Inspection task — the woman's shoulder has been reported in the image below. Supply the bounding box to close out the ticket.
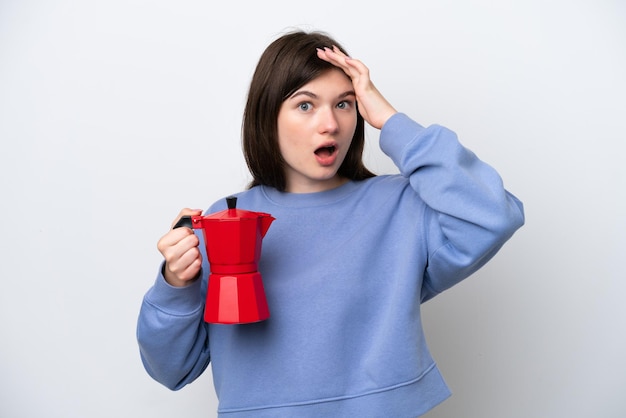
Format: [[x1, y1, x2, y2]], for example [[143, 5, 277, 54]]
[[358, 173, 409, 191], [350, 174, 420, 206]]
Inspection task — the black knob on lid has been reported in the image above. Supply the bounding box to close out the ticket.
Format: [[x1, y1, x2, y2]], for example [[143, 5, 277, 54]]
[[226, 196, 237, 209]]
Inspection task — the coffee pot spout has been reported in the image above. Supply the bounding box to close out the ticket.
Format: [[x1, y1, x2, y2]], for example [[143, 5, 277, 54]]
[[260, 214, 275, 238]]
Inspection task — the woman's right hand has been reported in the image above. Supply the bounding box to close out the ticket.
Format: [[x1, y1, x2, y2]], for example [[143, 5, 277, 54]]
[[157, 208, 204, 287]]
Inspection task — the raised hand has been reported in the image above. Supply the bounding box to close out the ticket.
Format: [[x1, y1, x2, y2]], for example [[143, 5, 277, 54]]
[[316, 46, 397, 130]]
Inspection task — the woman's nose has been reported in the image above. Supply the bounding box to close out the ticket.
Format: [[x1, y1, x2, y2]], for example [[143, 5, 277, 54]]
[[318, 107, 339, 134]]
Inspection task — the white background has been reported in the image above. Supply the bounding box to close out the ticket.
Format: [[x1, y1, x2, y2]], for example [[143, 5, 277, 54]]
[[1, 1, 625, 417]]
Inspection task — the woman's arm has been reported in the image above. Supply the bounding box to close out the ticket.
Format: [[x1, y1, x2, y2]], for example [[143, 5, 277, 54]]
[[137, 210, 211, 390], [380, 114, 525, 301], [320, 47, 524, 300], [137, 267, 211, 390]]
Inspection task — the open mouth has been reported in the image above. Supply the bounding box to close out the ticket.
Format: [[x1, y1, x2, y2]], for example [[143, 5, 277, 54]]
[[314, 145, 337, 157]]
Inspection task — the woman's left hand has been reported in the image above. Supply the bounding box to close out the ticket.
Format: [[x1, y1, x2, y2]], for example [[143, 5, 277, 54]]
[[317, 46, 397, 130]]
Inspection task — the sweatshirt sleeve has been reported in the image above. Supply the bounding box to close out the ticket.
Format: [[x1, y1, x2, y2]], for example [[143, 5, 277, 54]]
[[136, 265, 211, 390], [379, 113, 525, 302]]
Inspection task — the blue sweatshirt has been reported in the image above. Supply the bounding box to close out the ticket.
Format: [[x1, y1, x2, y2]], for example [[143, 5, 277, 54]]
[[137, 113, 525, 417]]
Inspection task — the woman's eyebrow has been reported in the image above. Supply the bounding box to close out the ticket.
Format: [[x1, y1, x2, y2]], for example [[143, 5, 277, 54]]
[[338, 90, 356, 99], [288, 90, 356, 100], [288, 90, 317, 100]]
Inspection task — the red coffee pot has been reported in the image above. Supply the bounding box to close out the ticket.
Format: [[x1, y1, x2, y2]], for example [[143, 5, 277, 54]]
[[175, 196, 275, 324]]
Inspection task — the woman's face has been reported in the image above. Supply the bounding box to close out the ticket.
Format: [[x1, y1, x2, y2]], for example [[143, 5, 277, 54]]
[[277, 69, 357, 193]]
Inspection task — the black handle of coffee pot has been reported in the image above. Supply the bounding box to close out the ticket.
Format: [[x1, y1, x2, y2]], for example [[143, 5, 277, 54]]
[[172, 215, 193, 230]]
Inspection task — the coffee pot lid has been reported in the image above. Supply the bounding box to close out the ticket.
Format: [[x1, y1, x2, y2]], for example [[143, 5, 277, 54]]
[[204, 196, 271, 220]]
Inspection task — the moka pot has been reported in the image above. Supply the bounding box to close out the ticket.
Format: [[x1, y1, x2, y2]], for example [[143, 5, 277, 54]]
[[175, 196, 274, 324]]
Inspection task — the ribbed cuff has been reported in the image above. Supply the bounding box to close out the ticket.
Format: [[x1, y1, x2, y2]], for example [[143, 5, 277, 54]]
[[379, 112, 425, 167]]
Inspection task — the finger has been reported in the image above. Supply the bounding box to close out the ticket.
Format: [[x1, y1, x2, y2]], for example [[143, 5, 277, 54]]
[[172, 232, 200, 257], [179, 258, 202, 281], [316, 47, 334, 64], [332, 49, 371, 81], [157, 227, 199, 256], [174, 246, 202, 277], [317, 47, 350, 72], [158, 227, 190, 248], [161, 234, 200, 277], [323, 47, 370, 83], [166, 247, 202, 282]]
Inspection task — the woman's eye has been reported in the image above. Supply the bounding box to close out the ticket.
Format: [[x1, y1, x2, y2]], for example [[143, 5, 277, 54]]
[[337, 100, 351, 110], [298, 102, 311, 111]]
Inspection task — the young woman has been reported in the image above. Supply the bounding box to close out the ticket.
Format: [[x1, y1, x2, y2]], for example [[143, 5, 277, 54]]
[[137, 30, 525, 417]]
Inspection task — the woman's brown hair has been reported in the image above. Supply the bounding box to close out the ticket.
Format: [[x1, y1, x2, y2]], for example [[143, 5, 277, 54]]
[[242, 30, 375, 191]]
